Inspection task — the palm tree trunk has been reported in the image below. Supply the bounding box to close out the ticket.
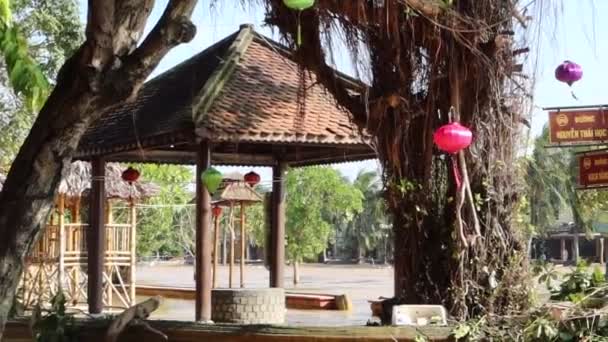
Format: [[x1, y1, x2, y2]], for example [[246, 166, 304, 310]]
[[293, 260, 300, 286]]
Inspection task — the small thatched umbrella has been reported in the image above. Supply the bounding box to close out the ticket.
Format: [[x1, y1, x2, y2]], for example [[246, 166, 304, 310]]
[[212, 178, 263, 289]]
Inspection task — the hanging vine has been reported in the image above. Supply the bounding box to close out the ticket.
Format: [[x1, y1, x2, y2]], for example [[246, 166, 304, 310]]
[[253, 0, 536, 320]]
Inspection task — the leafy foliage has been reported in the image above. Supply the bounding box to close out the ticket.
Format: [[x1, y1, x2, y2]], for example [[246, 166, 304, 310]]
[[0, 0, 82, 171], [0, 0, 49, 112], [527, 126, 608, 236], [345, 169, 391, 261], [30, 292, 75, 342], [285, 167, 363, 263], [550, 261, 606, 303], [135, 164, 193, 257]]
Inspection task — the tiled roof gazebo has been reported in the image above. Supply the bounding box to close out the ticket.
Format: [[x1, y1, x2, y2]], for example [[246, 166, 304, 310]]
[[75, 24, 374, 322]]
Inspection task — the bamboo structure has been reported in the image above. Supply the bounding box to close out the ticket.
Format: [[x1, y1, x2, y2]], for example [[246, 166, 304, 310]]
[[17, 162, 159, 312], [212, 211, 220, 288]]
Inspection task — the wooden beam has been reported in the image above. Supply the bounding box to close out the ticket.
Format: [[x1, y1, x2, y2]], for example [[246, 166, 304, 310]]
[[195, 141, 213, 322], [270, 162, 287, 288], [88, 157, 106, 314]]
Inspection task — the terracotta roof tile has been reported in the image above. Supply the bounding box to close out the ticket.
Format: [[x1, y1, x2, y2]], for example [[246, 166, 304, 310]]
[[77, 27, 368, 158]]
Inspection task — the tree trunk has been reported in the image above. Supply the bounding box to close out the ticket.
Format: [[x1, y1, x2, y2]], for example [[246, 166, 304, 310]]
[[0, 1, 197, 337], [293, 260, 299, 286]]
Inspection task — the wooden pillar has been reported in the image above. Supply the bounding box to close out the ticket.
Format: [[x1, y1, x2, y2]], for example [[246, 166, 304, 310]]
[[129, 201, 137, 305], [240, 202, 246, 288], [270, 162, 286, 288], [195, 141, 212, 322], [58, 194, 65, 292], [212, 210, 219, 289], [560, 238, 566, 261], [88, 157, 105, 314]]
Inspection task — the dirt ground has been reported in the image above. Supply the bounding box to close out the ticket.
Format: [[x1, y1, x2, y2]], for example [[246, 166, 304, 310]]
[[137, 263, 393, 326]]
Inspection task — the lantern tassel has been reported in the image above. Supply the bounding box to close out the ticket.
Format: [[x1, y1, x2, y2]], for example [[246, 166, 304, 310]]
[[570, 89, 579, 101], [451, 155, 462, 190]]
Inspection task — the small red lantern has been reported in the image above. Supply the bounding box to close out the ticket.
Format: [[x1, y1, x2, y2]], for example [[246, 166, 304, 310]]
[[212, 206, 223, 217], [121, 167, 140, 184], [433, 122, 473, 154], [244, 171, 261, 187]]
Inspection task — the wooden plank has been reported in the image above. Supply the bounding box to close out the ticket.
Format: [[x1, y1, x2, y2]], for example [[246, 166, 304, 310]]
[[4, 319, 453, 342]]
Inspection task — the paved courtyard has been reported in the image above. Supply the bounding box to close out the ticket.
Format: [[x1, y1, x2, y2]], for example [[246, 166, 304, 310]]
[[137, 263, 393, 326]]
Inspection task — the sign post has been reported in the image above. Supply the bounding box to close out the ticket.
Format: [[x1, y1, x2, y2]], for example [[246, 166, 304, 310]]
[[548, 107, 608, 145]]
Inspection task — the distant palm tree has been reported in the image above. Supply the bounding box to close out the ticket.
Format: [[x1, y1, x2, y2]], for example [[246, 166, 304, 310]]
[[348, 170, 392, 263]]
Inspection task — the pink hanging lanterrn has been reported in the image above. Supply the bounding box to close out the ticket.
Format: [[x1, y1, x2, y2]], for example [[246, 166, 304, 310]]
[[433, 122, 473, 154], [434, 122, 473, 189], [555, 60, 583, 86]]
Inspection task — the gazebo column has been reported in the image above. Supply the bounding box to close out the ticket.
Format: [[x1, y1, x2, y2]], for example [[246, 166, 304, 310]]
[[270, 162, 286, 288], [195, 141, 213, 322], [560, 238, 566, 261], [599, 237, 605, 264], [88, 157, 105, 314]]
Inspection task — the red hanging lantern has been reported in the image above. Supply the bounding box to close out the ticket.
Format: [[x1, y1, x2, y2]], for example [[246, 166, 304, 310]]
[[433, 122, 473, 190], [121, 167, 140, 184], [433, 122, 473, 154], [212, 206, 223, 217], [244, 171, 261, 187]]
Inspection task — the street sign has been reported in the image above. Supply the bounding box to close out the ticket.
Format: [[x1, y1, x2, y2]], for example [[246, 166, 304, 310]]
[[578, 151, 608, 188], [548, 107, 608, 145]]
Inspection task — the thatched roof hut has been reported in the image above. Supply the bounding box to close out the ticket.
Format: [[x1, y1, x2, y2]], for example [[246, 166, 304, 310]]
[[59, 161, 160, 201]]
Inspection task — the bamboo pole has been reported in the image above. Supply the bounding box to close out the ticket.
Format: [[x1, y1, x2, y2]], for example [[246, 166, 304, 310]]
[[58, 195, 65, 293], [106, 200, 113, 309], [212, 211, 219, 288], [240, 202, 246, 288], [129, 200, 137, 305], [229, 202, 235, 289]]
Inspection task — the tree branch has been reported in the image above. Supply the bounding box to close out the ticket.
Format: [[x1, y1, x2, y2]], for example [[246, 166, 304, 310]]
[[84, 0, 115, 70], [112, 0, 155, 57], [119, 0, 197, 84]]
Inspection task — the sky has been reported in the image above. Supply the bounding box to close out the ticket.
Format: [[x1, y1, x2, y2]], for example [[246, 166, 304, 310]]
[[76, 1, 605, 184]]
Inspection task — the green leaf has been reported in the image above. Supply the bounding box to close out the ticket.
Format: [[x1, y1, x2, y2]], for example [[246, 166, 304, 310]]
[[0, 0, 11, 26]]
